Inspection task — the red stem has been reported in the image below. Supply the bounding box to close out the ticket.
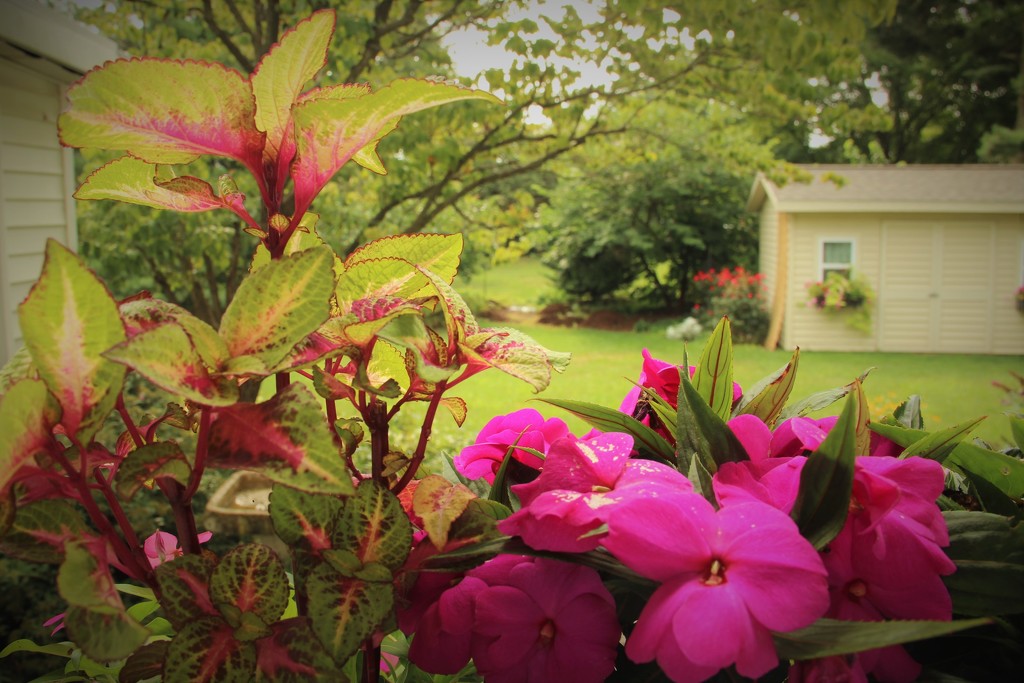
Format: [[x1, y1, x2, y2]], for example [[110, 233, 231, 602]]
[[116, 393, 145, 449], [391, 380, 447, 495]]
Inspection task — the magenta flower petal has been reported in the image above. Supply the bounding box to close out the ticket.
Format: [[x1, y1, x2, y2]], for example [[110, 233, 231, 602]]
[[728, 414, 772, 461]]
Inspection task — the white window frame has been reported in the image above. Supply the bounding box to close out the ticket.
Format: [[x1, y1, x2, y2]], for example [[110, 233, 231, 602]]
[[819, 238, 856, 280]]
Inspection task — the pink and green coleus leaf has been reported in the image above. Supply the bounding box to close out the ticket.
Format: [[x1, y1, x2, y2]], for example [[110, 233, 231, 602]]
[[59, 58, 265, 174], [58, 541, 149, 662], [113, 441, 191, 500], [18, 239, 126, 443], [119, 296, 226, 369], [250, 9, 335, 201], [334, 257, 432, 318], [268, 485, 342, 551], [219, 246, 334, 371], [155, 553, 219, 629], [164, 616, 256, 683], [459, 326, 571, 392], [412, 475, 477, 550], [74, 156, 257, 229], [0, 379, 59, 499], [307, 560, 394, 665], [210, 544, 290, 627], [290, 78, 501, 220], [332, 480, 411, 572], [376, 314, 459, 385], [344, 233, 464, 292], [104, 323, 239, 407], [0, 499, 89, 564], [255, 618, 335, 682], [206, 382, 355, 495]]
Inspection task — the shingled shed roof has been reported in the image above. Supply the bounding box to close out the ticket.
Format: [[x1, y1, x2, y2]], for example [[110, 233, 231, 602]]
[[747, 164, 1024, 214]]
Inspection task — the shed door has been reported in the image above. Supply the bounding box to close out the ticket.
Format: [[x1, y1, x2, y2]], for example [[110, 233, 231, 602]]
[[880, 221, 994, 353]]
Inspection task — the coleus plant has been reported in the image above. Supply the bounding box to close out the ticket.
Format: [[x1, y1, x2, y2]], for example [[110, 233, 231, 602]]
[[1, 8, 1022, 683]]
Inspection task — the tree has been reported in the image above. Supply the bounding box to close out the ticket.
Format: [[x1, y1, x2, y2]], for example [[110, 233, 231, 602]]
[[541, 101, 775, 310]]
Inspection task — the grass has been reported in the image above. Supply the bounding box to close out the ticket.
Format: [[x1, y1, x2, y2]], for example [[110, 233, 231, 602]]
[[438, 323, 1021, 452], [458, 257, 556, 308]]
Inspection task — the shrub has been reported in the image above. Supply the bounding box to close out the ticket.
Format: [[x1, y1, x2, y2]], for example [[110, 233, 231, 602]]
[[690, 266, 768, 343]]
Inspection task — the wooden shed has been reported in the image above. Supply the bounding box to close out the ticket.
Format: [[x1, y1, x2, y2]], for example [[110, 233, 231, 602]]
[[748, 164, 1024, 354], [0, 0, 118, 365]]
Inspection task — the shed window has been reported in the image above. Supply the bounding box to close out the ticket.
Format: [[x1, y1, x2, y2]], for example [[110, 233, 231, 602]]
[[822, 240, 853, 279]]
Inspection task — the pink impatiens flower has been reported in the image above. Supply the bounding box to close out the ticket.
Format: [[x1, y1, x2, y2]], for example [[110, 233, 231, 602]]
[[403, 555, 620, 683], [453, 408, 570, 483], [499, 432, 692, 552], [619, 349, 743, 418], [143, 530, 213, 567], [603, 493, 829, 683]]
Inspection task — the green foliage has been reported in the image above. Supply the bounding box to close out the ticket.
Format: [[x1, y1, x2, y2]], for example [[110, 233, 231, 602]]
[[806, 271, 875, 334]]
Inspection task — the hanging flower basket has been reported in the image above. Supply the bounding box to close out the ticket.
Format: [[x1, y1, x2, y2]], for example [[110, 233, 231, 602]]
[[806, 271, 874, 333]]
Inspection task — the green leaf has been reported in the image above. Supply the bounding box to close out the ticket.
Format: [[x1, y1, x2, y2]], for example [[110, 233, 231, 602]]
[[942, 511, 1024, 616], [75, 156, 233, 213], [211, 544, 290, 626], [291, 78, 501, 216], [1011, 415, 1024, 451], [675, 367, 749, 476], [119, 641, 169, 683], [779, 385, 854, 421], [0, 379, 59, 499], [959, 467, 1022, 518], [332, 480, 411, 572], [206, 382, 355, 495], [412, 475, 477, 550], [105, 323, 239, 406], [0, 345, 36, 396], [892, 395, 925, 429], [0, 639, 76, 659], [346, 233, 464, 291], [154, 553, 218, 629], [164, 616, 255, 683], [947, 443, 1024, 500], [119, 296, 227, 368], [59, 58, 264, 169], [269, 485, 342, 549], [254, 618, 337, 682], [773, 617, 990, 660], [790, 382, 861, 550], [0, 499, 88, 563], [734, 348, 800, 426], [58, 542, 149, 662], [307, 563, 394, 665], [539, 398, 675, 462], [18, 239, 126, 442], [461, 326, 572, 393], [692, 316, 735, 421], [114, 441, 191, 500], [219, 246, 334, 371], [898, 417, 987, 462], [251, 10, 334, 164]]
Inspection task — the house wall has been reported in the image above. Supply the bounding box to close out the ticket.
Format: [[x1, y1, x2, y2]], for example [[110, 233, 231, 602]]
[[758, 199, 779, 303], [780, 211, 1024, 354], [783, 213, 881, 352], [0, 57, 77, 364]]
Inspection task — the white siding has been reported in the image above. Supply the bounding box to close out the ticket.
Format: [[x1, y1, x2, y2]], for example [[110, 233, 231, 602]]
[[0, 57, 77, 363]]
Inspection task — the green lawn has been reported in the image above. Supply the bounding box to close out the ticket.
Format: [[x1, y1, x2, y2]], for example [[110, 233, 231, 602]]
[[435, 322, 1022, 453], [458, 256, 556, 308]]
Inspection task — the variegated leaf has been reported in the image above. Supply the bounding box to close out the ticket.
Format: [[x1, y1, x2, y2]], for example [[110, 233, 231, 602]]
[[114, 441, 191, 500], [412, 475, 477, 550], [269, 485, 342, 550], [59, 58, 264, 172], [76, 156, 234, 213], [18, 240, 126, 442], [164, 616, 256, 683], [332, 480, 411, 571], [210, 544, 290, 626], [0, 379, 59, 498], [346, 233, 464, 290], [155, 553, 219, 629], [307, 562, 393, 665], [206, 382, 354, 495]]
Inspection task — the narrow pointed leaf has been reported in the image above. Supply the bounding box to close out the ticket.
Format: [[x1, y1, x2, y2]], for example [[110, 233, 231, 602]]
[[332, 480, 411, 572], [790, 383, 861, 549], [206, 382, 355, 495], [675, 368, 749, 475], [413, 475, 477, 550], [105, 323, 239, 406], [165, 616, 255, 683], [269, 485, 342, 550], [773, 617, 989, 660], [692, 317, 735, 421], [291, 78, 500, 216], [735, 348, 800, 426], [114, 441, 191, 499], [898, 417, 987, 462], [220, 246, 334, 370], [59, 58, 264, 171], [942, 511, 1024, 616], [0, 379, 59, 498], [18, 239, 126, 442], [779, 386, 854, 421], [211, 544, 290, 625], [539, 397, 675, 462]]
